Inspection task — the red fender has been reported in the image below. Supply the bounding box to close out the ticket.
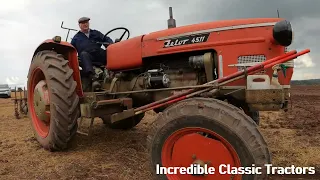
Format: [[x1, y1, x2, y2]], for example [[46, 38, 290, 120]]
[[32, 39, 84, 97]]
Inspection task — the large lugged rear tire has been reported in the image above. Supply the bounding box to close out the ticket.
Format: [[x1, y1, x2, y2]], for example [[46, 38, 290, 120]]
[[27, 50, 80, 151], [147, 98, 271, 180]]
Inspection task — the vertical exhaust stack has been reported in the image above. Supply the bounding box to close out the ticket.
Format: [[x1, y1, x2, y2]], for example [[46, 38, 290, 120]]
[[167, 7, 176, 29]]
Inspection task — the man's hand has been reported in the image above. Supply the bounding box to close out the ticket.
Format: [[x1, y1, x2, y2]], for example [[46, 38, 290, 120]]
[[102, 42, 111, 48]]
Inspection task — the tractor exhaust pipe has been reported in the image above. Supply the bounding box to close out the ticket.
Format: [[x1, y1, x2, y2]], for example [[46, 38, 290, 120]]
[[167, 7, 176, 28]]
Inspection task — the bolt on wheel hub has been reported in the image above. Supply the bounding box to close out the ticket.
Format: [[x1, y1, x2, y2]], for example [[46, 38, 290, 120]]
[[33, 80, 50, 124], [192, 159, 206, 176]]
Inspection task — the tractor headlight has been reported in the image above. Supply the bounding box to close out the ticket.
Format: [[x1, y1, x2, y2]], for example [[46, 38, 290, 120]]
[[273, 20, 293, 47], [53, 36, 62, 43]]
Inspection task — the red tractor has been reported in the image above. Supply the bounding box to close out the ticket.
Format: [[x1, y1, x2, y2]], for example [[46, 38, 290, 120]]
[[27, 9, 309, 180]]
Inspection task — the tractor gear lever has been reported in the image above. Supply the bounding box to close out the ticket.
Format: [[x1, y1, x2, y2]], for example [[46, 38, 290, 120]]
[[271, 64, 283, 87], [272, 64, 288, 78], [94, 41, 111, 45]]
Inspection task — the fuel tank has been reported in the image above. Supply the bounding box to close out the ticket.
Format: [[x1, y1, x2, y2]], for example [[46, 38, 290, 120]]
[[106, 35, 144, 70]]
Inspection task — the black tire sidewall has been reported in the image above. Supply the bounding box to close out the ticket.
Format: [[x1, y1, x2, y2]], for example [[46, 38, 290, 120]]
[[27, 51, 79, 151], [28, 52, 56, 150]]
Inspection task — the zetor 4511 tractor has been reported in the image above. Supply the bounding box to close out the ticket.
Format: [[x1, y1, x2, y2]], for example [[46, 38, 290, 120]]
[[27, 15, 309, 179]]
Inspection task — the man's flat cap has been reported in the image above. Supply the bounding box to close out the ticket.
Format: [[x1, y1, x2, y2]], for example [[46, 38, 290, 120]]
[[78, 17, 90, 23]]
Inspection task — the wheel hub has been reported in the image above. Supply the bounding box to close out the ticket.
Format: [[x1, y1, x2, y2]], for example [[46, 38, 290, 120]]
[[33, 80, 50, 124], [162, 128, 241, 179], [191, 158, 207, 176]]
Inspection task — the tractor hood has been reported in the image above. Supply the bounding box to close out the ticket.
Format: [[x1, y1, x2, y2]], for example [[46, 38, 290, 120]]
[[107, 17, 288, 70], [143, 18, 283, 41]]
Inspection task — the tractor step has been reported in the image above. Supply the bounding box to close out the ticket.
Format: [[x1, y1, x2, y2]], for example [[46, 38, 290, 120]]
[[92, 98, 132, 109], [77, 117, 94, 136], [77, 97, 133, 136], [80, 98, 133, 118], [110, 108, 135, 123]]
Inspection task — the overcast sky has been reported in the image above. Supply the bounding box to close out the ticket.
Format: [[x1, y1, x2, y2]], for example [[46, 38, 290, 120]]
[[1, 0, 318, 87]]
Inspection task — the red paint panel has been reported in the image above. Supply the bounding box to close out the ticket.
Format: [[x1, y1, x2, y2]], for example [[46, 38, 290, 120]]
[[142, 18, 282, 57], [107, 35, 144, 70], [33, 39, 84, 97], [162, 128, 242, 180]]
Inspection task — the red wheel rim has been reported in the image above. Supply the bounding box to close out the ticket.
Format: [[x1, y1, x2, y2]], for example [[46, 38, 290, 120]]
[[161, 127, 242, 180], [28, 67, 51, 138]]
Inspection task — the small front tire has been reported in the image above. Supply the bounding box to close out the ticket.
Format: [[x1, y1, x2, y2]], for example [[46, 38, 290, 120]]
[[147, 98, 271, 180]]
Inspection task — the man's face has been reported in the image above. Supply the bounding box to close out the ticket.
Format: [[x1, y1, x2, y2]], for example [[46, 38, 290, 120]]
[[79, 21, 89, 32]]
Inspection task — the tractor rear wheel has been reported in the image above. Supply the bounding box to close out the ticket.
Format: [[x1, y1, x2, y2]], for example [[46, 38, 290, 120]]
[[147, 98, 271, 180], [27, 50, 80, 151]]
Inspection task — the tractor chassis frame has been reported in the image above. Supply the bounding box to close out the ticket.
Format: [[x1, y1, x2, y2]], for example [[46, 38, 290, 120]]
[[77, 92, 134, 135], [20, 49, 307, 136], [75, 49, 310, 136]]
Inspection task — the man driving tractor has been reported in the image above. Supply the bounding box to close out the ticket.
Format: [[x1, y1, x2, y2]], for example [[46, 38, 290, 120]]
[[71, 17, 113, 91]]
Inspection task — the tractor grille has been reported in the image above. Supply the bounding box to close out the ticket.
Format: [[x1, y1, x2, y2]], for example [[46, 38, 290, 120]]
[[237, 51, 294, 72], [237, 55, 266, 71]]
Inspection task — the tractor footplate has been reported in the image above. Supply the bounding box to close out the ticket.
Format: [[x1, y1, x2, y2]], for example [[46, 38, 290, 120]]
[[77, 97, 134, 136], [80, 98, 133, 118], [110, 109, 135, 123], [92, 98, 132, 109]]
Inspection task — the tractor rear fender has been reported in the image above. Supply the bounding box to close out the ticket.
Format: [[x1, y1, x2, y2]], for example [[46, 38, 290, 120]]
[[32, 39, 83, 97]]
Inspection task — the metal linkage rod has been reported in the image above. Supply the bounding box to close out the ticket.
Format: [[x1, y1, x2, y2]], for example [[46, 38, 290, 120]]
[[134, 49, 310, 114]]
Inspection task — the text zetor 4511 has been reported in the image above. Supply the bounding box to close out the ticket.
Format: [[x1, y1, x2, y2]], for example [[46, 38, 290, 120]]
[[27, 15, 310, 180]]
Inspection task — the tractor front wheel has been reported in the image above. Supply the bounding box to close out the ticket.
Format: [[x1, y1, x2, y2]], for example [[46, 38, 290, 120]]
[[27, 50, 80, 151], [147, 98, 271, 180]]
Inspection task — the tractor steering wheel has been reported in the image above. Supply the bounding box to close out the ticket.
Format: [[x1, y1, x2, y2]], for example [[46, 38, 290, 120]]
[[103, 27, 130, 43]]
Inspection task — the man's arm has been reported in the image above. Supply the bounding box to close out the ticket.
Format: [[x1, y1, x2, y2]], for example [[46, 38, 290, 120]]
[[104, 36, 114, 44], [97, 30, 113, 44], [71, 37, 77, 49]]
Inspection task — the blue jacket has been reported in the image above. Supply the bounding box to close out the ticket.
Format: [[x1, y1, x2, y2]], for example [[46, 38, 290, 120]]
[[71, 29, 113, 54]]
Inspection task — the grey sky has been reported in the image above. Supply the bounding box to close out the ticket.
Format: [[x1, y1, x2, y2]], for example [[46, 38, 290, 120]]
[[1, 0, 318, 86]]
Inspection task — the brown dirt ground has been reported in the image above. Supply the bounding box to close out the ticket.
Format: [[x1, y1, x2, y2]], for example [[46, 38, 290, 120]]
[[0, 85, 319, 180]]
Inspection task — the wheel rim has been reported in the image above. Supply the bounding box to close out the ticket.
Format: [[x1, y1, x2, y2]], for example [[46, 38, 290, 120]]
[[29, 67, 51, 138], [161, 127, 241, 180]]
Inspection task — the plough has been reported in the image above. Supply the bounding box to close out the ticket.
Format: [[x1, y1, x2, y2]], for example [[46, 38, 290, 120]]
[[12, 87, 28, 119]]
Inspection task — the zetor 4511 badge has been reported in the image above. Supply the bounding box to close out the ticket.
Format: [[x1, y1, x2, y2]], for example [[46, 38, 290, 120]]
[[163, 33, 210, 48]]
